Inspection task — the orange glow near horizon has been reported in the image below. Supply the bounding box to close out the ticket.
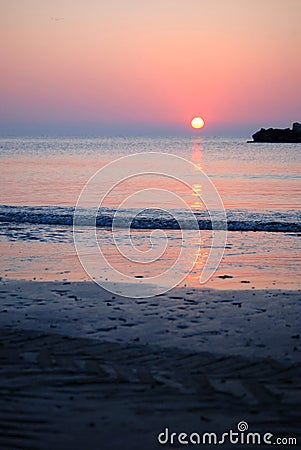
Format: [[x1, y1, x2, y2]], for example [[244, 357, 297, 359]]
[[0, 1, 300, 133]]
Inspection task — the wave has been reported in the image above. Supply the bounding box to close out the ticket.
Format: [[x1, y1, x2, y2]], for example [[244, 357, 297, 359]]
[[0, 205, 300, 233]]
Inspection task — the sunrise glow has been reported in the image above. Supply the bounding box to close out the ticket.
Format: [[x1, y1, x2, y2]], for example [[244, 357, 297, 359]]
[[0, 1, 300, 135]]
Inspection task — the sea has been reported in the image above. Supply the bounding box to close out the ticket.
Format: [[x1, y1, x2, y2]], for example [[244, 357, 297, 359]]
[[0, 136, 300, 291]]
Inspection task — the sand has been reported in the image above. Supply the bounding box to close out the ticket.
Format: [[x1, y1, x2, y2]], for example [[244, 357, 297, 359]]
[[0, 280, 300, 449]]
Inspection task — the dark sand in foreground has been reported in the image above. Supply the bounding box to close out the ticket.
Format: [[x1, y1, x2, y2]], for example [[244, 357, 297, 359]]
[[0, 280, 300, 449]]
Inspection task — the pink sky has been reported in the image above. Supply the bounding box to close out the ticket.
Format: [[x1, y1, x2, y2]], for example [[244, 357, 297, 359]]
[[1, 0, 300, 135]]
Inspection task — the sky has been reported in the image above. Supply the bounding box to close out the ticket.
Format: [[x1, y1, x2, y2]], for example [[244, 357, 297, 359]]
[[1, 0, 300, 136]]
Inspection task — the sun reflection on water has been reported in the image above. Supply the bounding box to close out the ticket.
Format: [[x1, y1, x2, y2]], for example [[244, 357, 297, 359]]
[[190, 138, 205, 211]]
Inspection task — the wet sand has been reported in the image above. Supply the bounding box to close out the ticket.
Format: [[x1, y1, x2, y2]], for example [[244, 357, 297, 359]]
[[0, 280, 300, 449]]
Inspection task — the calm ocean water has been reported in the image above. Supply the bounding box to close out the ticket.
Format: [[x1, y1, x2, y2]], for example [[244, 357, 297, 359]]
[[0, 136, 300, 289], [0, 136, 300, 227]]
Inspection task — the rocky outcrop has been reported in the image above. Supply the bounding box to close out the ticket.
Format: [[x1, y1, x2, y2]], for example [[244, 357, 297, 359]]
[[292, 122, 301, 133], [252, 122, 301, 143]]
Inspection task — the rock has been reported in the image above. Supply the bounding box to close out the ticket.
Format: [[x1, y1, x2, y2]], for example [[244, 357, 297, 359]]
[[292, 122, 301, 133], [251, 122, 301, 143]]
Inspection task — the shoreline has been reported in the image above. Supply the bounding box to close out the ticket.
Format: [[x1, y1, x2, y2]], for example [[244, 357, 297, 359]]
[[2, 227, 300, 291]]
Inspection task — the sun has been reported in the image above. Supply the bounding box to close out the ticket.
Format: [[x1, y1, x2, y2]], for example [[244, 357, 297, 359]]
[[191, 117, 205, 129]]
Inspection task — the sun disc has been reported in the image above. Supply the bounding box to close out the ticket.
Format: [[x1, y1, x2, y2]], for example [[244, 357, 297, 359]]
[[191, 117, 205, 129]]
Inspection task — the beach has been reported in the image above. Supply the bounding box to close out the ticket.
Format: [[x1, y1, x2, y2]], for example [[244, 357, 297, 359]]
[[1, 0, 301, 446], [0, 135, 300, 448], [1, 280, 300, 449]]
